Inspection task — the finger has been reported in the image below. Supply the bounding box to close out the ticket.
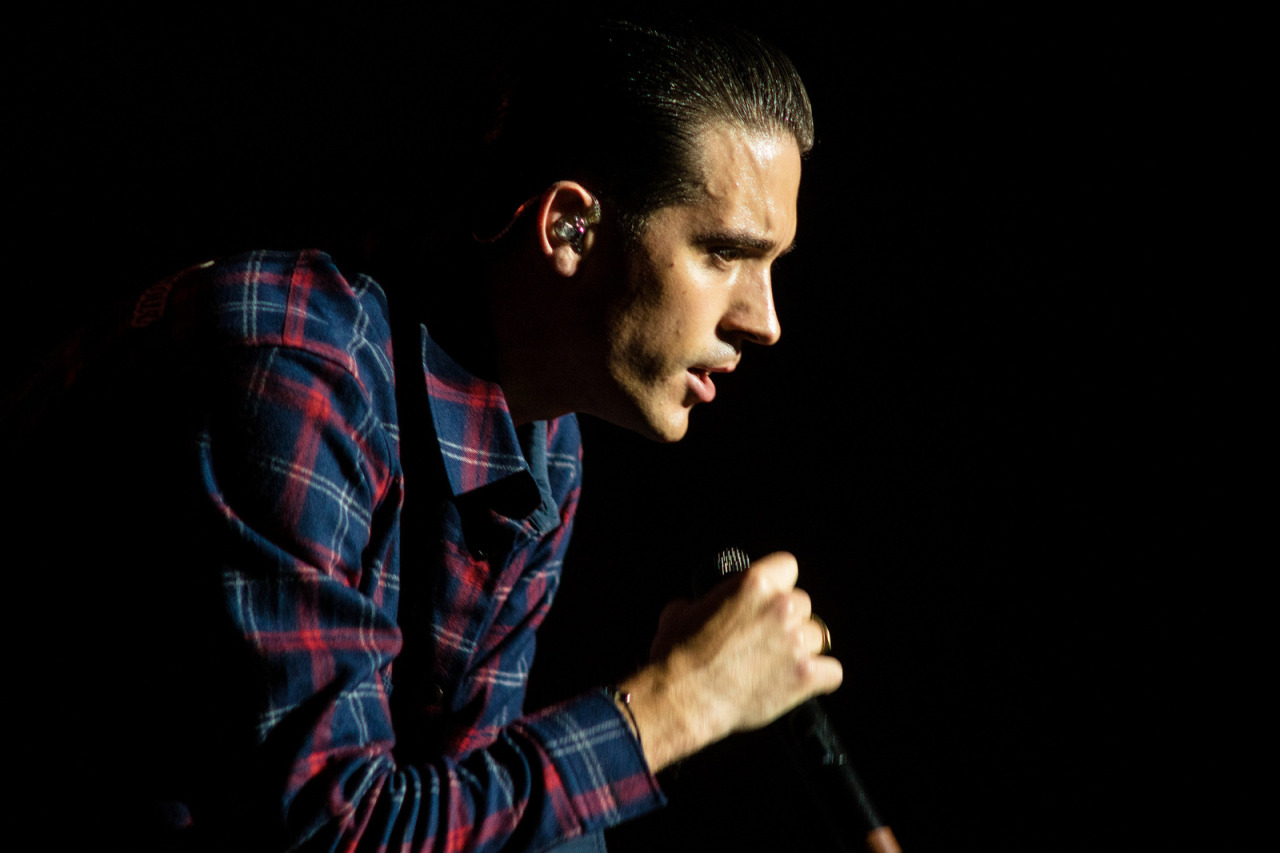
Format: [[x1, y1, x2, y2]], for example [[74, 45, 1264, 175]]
[[655, 599, 692, 631], [802, 615, 831, 655], [788, 588, 813, 624], [747, 551, 799, 592], [804, 656, 844, 697]]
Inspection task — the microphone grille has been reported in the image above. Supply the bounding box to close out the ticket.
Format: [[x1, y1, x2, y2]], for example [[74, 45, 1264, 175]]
[[715, 547, 751, 577]]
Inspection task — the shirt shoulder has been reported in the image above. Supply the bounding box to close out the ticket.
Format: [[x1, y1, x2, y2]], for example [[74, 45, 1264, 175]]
[[157, 250, 394, 386], [122, 249, 401, 436]]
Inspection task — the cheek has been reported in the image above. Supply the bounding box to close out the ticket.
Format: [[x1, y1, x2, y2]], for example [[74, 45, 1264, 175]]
[[609, 287, 686, 371], [641, 295, 705, 379], [642, 265, 715, 341], [612, 248, 718, 382], [610, 316, 681, 385]]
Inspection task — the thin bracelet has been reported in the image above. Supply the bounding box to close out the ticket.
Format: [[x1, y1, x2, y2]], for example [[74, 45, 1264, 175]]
[[606, 686, 643, 752]]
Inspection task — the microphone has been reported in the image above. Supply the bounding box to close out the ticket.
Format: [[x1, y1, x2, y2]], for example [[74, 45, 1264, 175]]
[[705, 548, 902, 853]]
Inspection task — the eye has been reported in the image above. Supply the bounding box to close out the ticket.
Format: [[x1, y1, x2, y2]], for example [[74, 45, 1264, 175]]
[[710, 247, 745, 263]]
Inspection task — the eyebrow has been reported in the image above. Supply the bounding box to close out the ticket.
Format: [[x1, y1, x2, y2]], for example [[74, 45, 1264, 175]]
[[693, 229, 797, 257]]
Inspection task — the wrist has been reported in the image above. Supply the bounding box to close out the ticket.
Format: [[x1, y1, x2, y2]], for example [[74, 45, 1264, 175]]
[[617, 658, 724, 773], [606, 685, 643, 749]]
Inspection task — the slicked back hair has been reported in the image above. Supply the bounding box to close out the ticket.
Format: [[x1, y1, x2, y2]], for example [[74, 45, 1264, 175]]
[[473, 17, 813, 242]]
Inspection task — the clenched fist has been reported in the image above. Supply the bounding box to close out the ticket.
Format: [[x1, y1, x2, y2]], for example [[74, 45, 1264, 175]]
[[619, 552, 843, 772]]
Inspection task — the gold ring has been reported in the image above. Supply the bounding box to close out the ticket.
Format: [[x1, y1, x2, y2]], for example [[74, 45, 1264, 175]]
[[812, 614, 832, 655]]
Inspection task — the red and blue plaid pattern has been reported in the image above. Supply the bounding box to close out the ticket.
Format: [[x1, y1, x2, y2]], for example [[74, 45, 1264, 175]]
[[13, 250, 663, 851]]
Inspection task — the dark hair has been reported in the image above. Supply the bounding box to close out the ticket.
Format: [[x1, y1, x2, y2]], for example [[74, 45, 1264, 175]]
[[473, 17, 813, 240]]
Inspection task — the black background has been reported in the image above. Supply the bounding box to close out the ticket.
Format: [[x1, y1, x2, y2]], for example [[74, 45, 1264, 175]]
[[11, 6, 1162, 851]]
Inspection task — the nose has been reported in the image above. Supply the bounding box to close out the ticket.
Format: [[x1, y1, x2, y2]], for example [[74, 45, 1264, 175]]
[[722, 270, 781, 347]]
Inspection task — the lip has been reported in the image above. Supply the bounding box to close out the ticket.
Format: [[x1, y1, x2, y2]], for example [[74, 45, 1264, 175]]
[[686, 368, 715, 403], [686, 362, 736, 404]]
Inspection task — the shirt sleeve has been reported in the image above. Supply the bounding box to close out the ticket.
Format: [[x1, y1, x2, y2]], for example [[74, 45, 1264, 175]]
[[195, 342, 663, 852]]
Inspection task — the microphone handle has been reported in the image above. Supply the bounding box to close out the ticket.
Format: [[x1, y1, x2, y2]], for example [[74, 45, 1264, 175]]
[[779, 699, 901, 853], [704, 549, 900, 853]]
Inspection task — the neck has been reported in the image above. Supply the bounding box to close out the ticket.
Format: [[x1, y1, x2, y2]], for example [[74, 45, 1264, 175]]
[[484, 244, 602, 427]]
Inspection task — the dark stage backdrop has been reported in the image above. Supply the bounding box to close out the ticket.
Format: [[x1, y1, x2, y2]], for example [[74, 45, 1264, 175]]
[[12, 7, 1146, 851]]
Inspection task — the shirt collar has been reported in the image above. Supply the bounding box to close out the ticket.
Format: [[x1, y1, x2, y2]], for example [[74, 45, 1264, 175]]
[[418, 323, 560, 532]]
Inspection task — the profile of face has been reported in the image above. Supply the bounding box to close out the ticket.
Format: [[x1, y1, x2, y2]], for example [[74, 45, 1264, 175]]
[[594, 123, 802, 442]]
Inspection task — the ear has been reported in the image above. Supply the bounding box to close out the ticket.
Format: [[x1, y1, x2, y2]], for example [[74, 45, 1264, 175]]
[[537, 181, 598, 277]]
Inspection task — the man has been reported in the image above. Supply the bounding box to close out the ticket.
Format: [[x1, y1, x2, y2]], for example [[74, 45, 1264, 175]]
[[9, 18, 840, 852]]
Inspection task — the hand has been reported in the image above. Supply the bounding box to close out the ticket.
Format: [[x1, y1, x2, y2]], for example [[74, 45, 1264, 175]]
[[620, 552, 843, 771]]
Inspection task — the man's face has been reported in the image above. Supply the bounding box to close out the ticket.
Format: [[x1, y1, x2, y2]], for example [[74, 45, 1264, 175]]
[[592, 123, 802, 442]]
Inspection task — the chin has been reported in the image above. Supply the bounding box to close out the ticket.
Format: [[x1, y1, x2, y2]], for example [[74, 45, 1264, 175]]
[[597, 378, 696, 442], [650, 420, 690, 443], [616, 403, 691, 443], [645, 405, 693, 443]]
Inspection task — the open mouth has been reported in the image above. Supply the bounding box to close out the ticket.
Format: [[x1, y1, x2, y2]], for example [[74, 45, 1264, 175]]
[[686, 368, 716, 403]]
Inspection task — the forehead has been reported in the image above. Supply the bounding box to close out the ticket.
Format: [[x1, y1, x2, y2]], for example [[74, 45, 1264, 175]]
[[688, 123, 802, 243]]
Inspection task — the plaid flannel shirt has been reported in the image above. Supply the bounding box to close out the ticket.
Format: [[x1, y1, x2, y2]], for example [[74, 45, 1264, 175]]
[[14, 250, 662, 851]]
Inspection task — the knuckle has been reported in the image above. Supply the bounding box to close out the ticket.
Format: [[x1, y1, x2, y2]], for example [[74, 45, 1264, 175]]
[[765, 591, 792, 619], [790, 626, 811, 656], [795, 655, 817, 683], [754, 551, 798, 580], [740, 569, 772, 598], [762, 550, 798, 568]]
